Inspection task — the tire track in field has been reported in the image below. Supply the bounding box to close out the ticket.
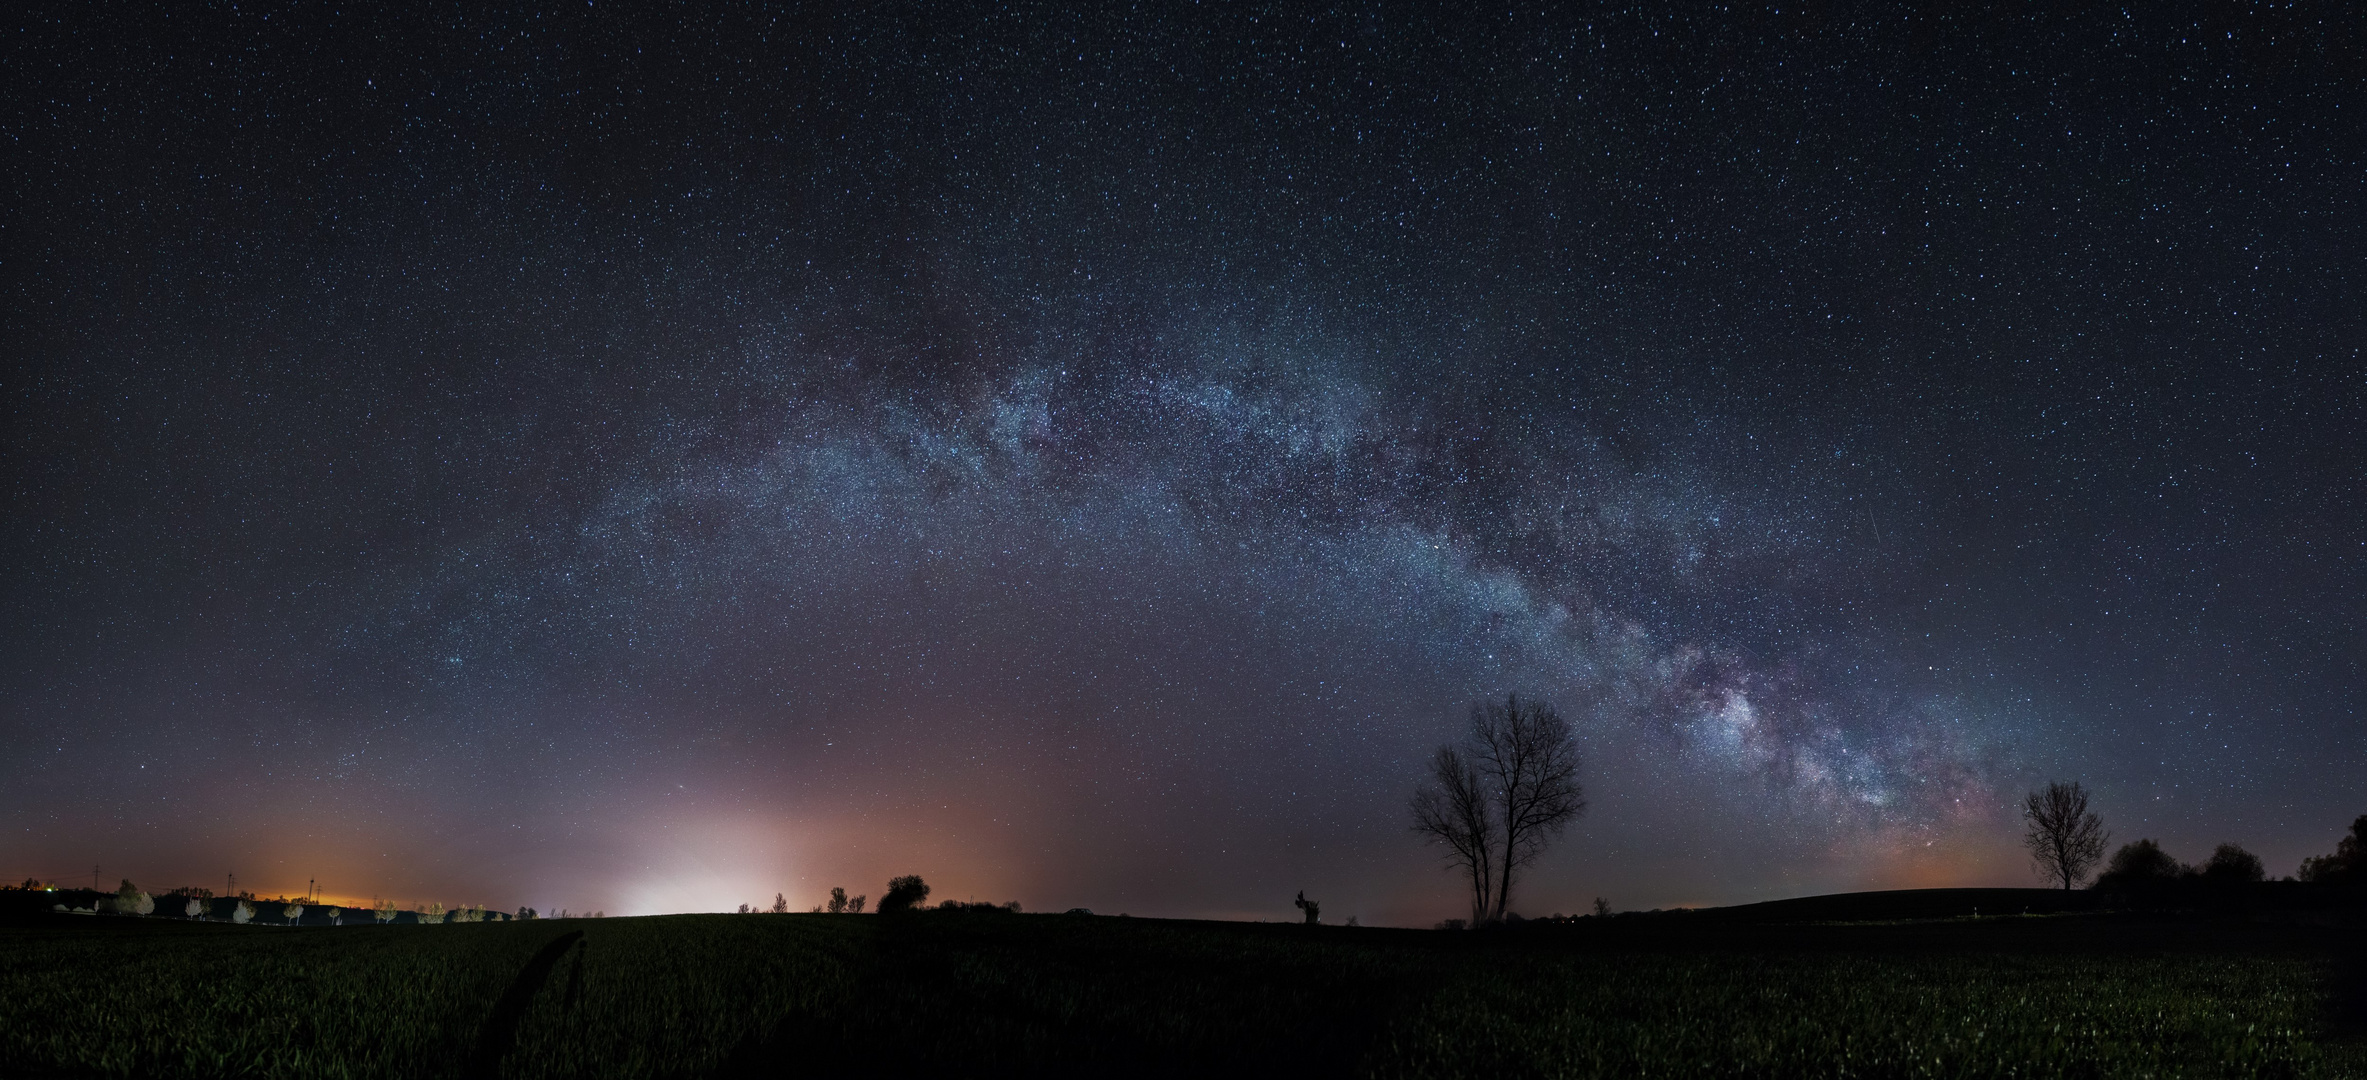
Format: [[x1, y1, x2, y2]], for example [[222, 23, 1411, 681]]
[[466, 929, 585, 1079]]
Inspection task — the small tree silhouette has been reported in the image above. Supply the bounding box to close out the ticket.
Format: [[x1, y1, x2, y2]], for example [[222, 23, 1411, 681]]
[[827, 887, 849, 914], [2021, 781, 2107, 889], [879, 875, 930, 912], [1293, 891, 1321, 925]]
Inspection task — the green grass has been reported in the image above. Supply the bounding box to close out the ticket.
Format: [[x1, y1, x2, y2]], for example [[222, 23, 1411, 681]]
[[0, 910, 2357, 1078]]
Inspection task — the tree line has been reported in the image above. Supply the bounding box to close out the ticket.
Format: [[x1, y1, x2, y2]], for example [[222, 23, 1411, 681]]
[[1399, 694, 2365, 927], [740, 876, 1025, 916], [2021, 779, 2366, 891], [2, 878, 597, 924]]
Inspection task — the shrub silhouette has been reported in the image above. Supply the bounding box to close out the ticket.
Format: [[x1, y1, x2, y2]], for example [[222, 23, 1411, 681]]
[[2095, 839, 2185, 889], [1294, 891, 1321, 925], [879, 875, 930, 912], [2201, 843, 2265, 884], [2298, 814, 2367, 883]]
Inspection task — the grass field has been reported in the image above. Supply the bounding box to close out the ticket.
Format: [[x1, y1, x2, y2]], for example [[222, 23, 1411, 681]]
[[2, 901, 2360, 1078]]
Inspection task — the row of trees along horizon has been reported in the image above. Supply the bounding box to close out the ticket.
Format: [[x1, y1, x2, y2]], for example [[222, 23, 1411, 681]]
[[12, 696, 2364, 926], [2019, 779, 2367, 891], [1408, 695, 2367, 927], [4, 880, 595, 925]]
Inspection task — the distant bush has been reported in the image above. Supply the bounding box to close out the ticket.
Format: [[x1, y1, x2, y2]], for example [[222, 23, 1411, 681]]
[[184, 897, 205, 919], [232, 901, 254, 924], [374, 899, 397, 923], [827, 887, 848, 914], [109, 880, 154, 916], [879, 876, 930, 913], [417, 903, 444, 925], [2201, 843, 2265, 885], [284, 903, 305, 925], [2297, 814, 2366, 883], [2095, 839, 2186, 890]]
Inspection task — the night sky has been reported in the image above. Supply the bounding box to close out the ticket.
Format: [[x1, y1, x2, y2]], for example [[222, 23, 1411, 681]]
[[6, 4, 2362, 924]]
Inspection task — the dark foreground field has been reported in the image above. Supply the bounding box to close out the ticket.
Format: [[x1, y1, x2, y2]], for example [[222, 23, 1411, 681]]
[[3, 895, 2362, 1078]]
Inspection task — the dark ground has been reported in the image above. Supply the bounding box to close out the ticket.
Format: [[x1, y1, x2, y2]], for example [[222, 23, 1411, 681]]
[[2, 887, 2361, 1078]]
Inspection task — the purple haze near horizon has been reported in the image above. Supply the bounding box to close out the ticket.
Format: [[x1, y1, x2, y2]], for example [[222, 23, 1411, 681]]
[[4, 4, 2360, 923]]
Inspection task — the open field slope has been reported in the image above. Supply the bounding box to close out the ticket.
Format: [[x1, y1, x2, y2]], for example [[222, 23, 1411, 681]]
[[2, 901, 2361, 1078]]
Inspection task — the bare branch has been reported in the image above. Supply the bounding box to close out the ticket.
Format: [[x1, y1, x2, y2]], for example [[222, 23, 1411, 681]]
[[1410, 745, 1495, 927]]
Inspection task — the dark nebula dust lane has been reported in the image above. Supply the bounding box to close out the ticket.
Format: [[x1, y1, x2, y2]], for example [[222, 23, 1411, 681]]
[[3, 4, 2361, 922]]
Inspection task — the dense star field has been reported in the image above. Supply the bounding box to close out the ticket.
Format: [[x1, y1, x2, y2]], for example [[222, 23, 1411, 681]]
[[4, 4, 2361, 924]]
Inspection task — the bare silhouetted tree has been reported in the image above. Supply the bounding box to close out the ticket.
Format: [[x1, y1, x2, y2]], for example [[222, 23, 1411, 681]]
[[1411, 744, 1495, 926], [2021, 781, 2108, 889], [1411, 694, 1585, 924]]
